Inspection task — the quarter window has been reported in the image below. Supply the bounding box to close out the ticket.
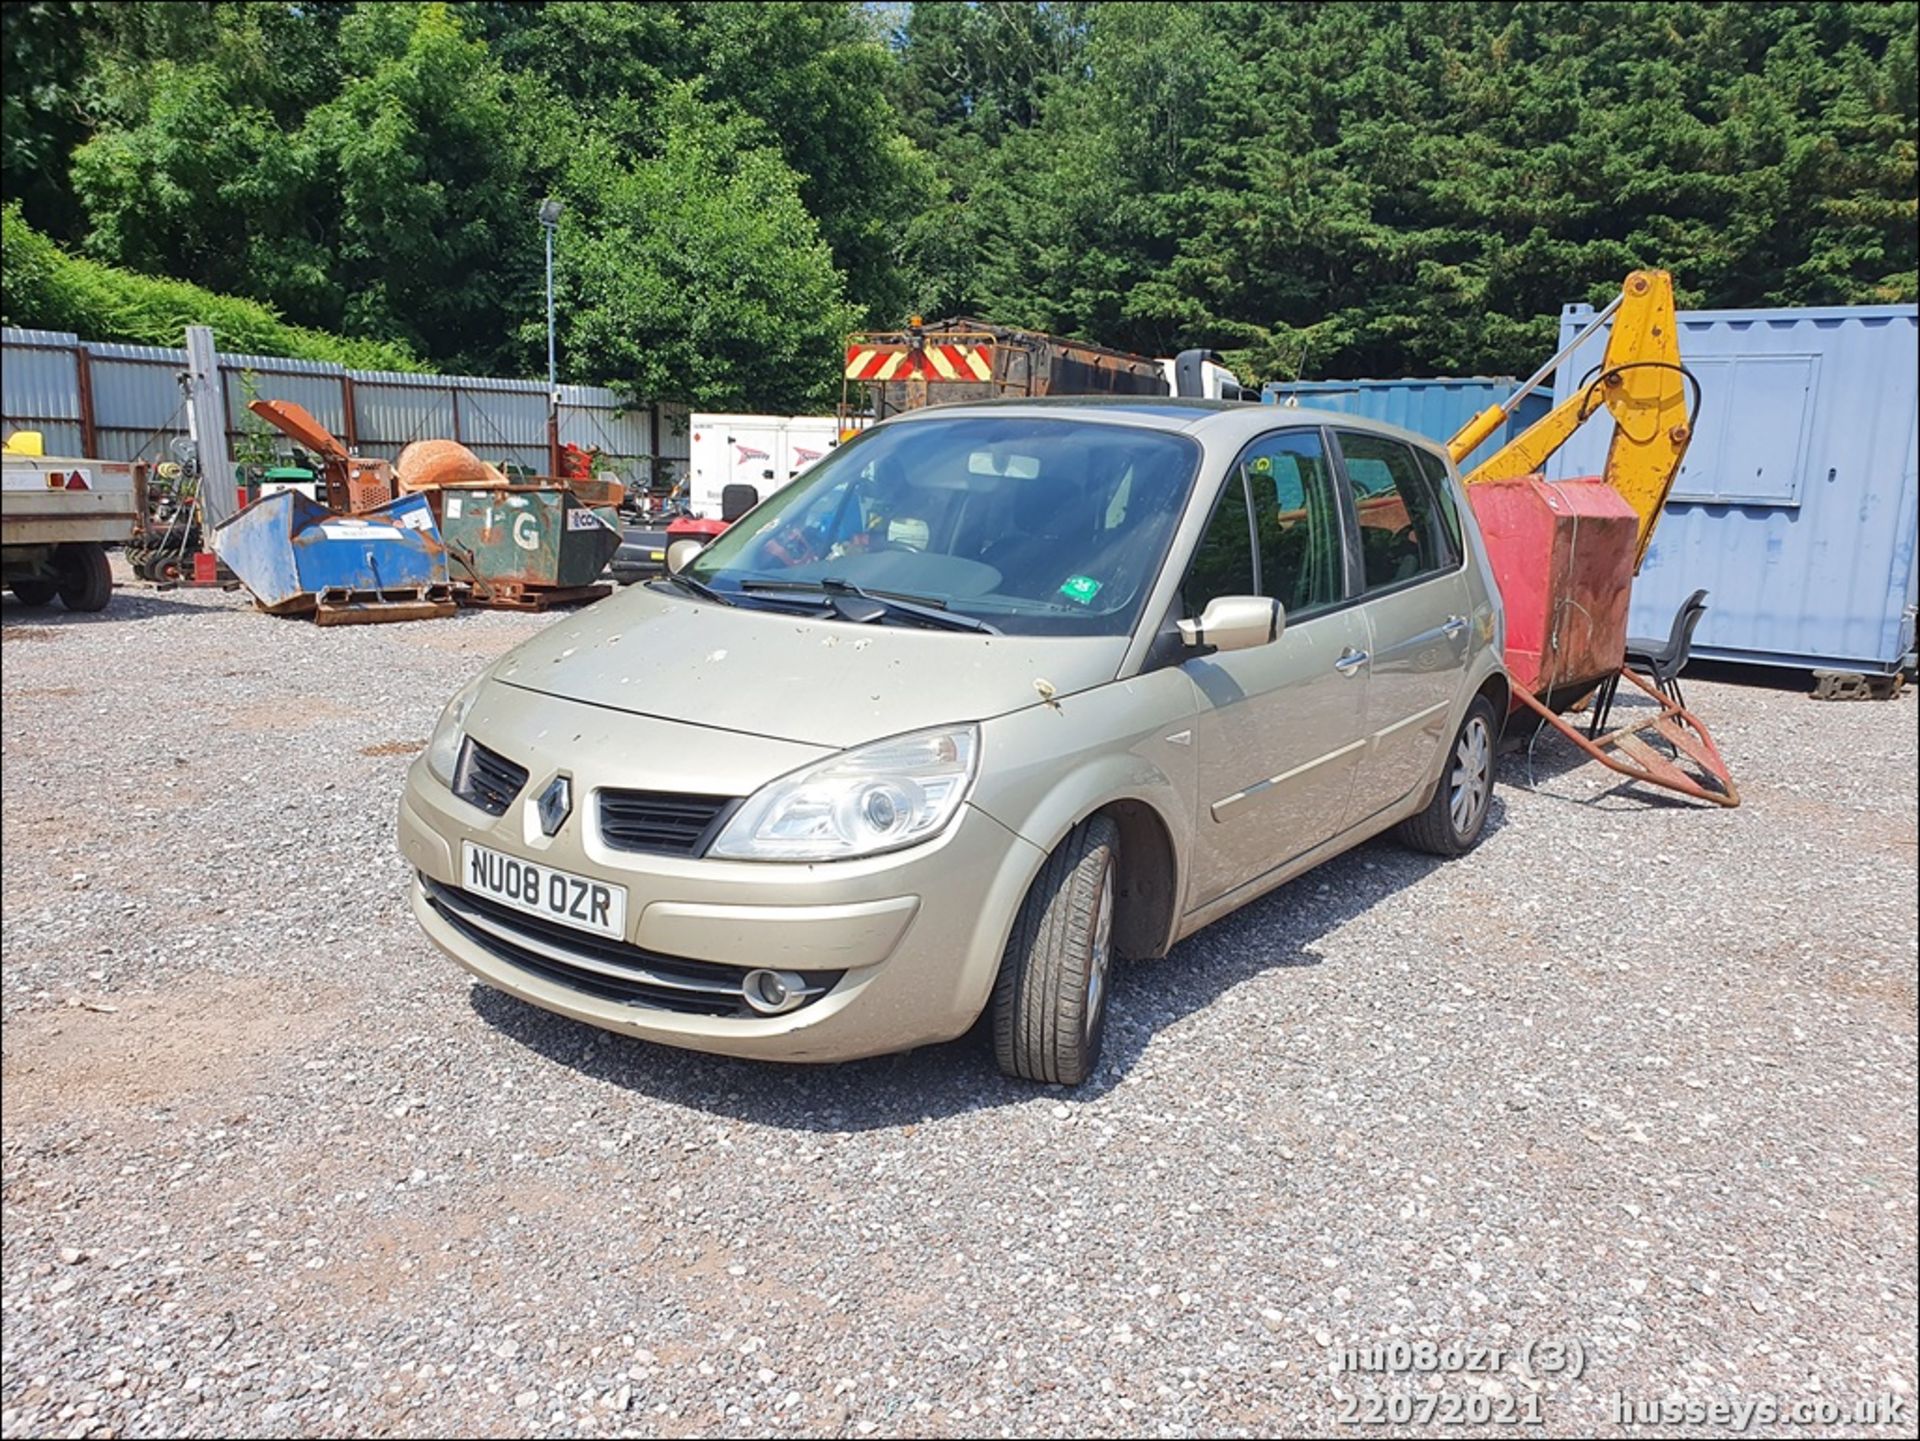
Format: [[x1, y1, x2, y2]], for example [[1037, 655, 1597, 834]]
[[1337, 431, 1457, 592], [1415, 446, 1464, 562]]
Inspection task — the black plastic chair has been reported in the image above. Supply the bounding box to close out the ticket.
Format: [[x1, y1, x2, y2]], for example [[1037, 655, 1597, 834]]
[[1627, 587, 1709, 709], [720, 483, 761, 522], [1586, 588, 1707, 737]]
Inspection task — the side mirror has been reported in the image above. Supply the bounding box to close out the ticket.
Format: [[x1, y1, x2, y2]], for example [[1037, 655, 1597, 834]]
[[665, 538, 705, 575], [1178, 595, 1285, 653]]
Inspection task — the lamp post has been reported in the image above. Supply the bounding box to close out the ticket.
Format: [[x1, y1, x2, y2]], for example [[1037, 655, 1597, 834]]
[[539, 198, 563, 477]]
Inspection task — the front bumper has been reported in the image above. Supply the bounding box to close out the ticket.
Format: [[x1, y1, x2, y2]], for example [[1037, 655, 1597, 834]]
[[399, 757, 1045, 1063]]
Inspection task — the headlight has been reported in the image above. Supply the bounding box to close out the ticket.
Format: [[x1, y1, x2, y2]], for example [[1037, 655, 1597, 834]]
[[708, 725, 979, 862], [425, 678, 484, 786]]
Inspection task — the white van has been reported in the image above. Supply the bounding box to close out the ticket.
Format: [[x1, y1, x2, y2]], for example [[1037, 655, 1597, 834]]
[[688, 414, 842, 519]]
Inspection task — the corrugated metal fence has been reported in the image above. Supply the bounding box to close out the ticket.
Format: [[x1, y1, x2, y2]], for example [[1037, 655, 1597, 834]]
[[1, 327, 691, 488]]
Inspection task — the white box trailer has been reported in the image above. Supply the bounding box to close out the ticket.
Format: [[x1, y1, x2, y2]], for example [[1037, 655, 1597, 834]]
[[688, 414, 842, 519], [2, 444, 142, 611]]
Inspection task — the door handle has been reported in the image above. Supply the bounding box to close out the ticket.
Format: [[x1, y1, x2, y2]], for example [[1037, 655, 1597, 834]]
[[1442, 614, 1468, 638], [1334, 647, 1370, 675]]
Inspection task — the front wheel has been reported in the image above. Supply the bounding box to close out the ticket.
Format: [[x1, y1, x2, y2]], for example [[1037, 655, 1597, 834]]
[[991, 815, 1118, 1086], [1396, 695, 1498, 857]]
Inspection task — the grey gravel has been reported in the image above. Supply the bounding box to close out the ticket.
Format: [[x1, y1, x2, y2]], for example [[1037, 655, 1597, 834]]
[[3, 563, 1915, 1438]]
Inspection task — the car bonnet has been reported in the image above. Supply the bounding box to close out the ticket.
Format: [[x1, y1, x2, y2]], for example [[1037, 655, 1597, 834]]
[[487, 582, 1130, 748]]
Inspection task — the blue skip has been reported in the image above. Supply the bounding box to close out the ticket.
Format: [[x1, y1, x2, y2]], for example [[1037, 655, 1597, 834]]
[[211, 490, 456, 625]]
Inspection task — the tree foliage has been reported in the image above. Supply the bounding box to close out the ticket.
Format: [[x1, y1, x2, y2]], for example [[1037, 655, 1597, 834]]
[[916, 1, 1918, 380], [2, 1, 1913, 403], [552, 89, 858, 412], [1, 201, 423, 369]]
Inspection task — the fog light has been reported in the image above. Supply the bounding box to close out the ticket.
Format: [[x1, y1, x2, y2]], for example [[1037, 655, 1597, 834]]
[[743, 968, 809, 1016]]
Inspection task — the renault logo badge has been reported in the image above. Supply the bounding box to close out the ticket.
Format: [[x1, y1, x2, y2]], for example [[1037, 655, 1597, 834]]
[[536, 776, 572, 836]]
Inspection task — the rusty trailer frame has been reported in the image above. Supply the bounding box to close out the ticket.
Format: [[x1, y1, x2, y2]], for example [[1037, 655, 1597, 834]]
[[1519, 663, 1740, 806]]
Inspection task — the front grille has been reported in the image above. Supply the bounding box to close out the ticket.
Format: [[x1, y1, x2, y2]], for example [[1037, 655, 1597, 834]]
[[598, 789, 737, 856], [420, 876, 842, 1018], [453, 739, 528, 816]]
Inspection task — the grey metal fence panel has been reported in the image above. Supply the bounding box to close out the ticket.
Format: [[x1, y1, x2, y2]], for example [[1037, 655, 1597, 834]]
[[456, 385, 549, 451], [221, 358, 348, 439], [350, 379, 457, 460], [558, 397, 650, 460], [89, 355, 188, 463], [3, 420, 86, 456], [220, 351, 346, 378], [4, 327, 682, 491], [87, 340, 189, 365], [657, 403, 692, 464], [2, 327, 85, 348], [1, 334, 84, 454], [452, 385, 549, 476]]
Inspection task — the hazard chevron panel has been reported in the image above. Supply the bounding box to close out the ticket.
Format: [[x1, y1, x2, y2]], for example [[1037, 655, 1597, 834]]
[[845, 343, 994, 382]]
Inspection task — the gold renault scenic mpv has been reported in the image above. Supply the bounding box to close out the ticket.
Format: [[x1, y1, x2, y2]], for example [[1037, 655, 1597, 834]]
[[400, 400, 1508, 1085]]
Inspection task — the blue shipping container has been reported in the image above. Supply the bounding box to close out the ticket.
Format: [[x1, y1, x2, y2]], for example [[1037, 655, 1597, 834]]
[[1548, 302, 1919, 674], [1261, 377, 1553, 474]]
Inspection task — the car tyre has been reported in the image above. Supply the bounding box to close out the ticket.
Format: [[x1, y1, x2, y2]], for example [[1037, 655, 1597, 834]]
[[991, 815, 1119, 1086], [1396, 695, 1498, 857], [9, 579, 57, 606], [55, 543, 112, 612]]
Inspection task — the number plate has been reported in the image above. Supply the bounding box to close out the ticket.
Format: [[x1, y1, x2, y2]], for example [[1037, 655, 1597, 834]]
[[460, 842, 627, 939]]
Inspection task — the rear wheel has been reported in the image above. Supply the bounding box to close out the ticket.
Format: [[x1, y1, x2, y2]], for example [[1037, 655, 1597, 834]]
[[55, 543, 112, 612], [8, 579, 57, 606], [1396, 696, 1497, 857], [991, 815, 1118, 1086]]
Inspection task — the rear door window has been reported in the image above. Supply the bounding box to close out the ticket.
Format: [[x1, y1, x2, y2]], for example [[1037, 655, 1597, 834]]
[[1335, 431, 1458, 593]]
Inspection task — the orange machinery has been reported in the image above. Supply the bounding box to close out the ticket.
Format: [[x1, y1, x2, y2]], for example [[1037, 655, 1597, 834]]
[[246, 399, 395, 515], [1445, 271, 1735, 806]]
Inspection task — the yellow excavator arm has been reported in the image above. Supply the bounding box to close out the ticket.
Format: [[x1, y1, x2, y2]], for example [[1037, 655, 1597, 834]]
[[1446, 270, 1697, 571]]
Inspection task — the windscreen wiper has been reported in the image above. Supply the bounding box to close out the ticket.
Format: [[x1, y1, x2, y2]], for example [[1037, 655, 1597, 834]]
[[739, 577, 1001, 634], [656, 573, 735, 607]]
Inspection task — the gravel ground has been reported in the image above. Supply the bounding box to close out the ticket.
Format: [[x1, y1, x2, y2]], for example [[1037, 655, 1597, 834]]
[[3, 564, 1915, 1439]]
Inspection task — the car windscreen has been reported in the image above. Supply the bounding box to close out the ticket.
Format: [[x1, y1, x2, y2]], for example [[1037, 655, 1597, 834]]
[[683, 417, 1202, 637]]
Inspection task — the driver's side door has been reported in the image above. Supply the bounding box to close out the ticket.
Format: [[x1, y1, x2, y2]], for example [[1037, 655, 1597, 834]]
[[1182, 428, 1370, 910]]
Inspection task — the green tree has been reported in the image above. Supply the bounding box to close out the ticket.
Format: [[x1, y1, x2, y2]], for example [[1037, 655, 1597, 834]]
[[9, 1, 1914, 393], [1, 1, 101, 242], [478, 1, 937, 324], [554, 88, 857, 409], [645, 3, 933, 324], [297, 3, 530, 367], [67, 3, 531, 371], [912, 1, 1918, 381]]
